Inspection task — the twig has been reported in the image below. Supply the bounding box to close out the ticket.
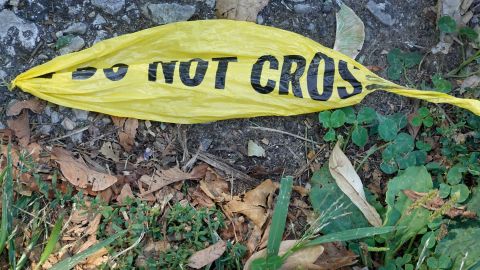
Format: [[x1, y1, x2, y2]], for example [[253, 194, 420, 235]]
[[110, 231, 145, 264], [45, 125, 90, 142], [248, 126, 321, 146], [293, 146, 326, 178], [197, 151, 257, 183]]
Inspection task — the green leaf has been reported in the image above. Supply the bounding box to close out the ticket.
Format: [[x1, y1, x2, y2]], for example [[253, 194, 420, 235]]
[[352, 126, 368, 148], [382, 144, 396, 161], [50, 230, 127, 270], [384, 166, 433, 260], [391, 113, 408, 129], [380, 161, 398, 174], [438, 256, 452, 269], [395, 152, 417, 169], [36, 214, 65, 270], [435, 227, 480, 270], [306, 226, 396, 247], [319, 111, 332, 128], [393, 133, 414, 154], [426, 257, 439, 268], [411, 116, 423, 127], [439, 183, 451, 199], [387, 48, 404, 65], [447, 164, 465, 185], [417, 107, 430, 118], [438, 16, 457, 33], [450, 184, 470, 203], [415, 141, 431, 152], [323, 128, 336, 142], [309, 166, 369, 233], [267, 177, 293, 259], [459, 27, 479, 41], [0, 145, 14, 255], [251, 256, 283, 270], [432, 74, 452, 93], [331, 110, 346, 128], [467, 187, 480, 216], [55, 34, 74, 50], [341, 107, 356, 124], [403, 52, 422, 68], [378, 118, 398, 141], [357, 107, 376, 124], [420, 231, 436, 249], [387, 65, 403, 80]]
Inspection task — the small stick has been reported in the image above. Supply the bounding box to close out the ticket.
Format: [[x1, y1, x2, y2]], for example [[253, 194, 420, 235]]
[[197, 151, 257, 183], [248, 126, 321, 146], [46, 125, 90, 142]]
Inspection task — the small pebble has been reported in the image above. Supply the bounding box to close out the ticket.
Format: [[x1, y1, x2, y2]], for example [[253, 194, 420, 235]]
[[61, 117, 76, 130]]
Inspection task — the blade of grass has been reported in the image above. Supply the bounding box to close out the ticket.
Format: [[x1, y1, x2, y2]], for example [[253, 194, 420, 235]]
[[17, 219, 43, 270], [49, 230, 127, 270], [305, 226, 396, 247], [266, 176, 293, 259], [34, 213, 65, 270], [0, 144, 14, 255]]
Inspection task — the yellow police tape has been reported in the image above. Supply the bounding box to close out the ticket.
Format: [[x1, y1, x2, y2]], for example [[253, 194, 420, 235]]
[[11, 20, 480, 124]]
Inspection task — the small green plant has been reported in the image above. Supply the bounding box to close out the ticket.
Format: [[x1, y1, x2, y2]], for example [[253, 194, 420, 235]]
[[386, 48, 422, 81]]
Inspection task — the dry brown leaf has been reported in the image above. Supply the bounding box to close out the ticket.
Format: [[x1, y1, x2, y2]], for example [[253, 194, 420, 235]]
[[246, 225, 263, 255], [117, 183, 134, 203], [244, 240, 324, 270], [139, 167, 199, 195], [51, 147, 117, 191], [191, 186, 215, 208], [7, 110, 30, 146], [100, 141, 120, 162], [329, 141, 382, 227], [403, 189, 477, 219], [187, 240, 227, 269], [200, 167, 230, 202], [7, 99, 44, 116], [314, 242, 358, 270], [112, 117, 138, 152], [216, 0, 269, 22], [333, 3, 365, 59], [225, 179, 277, 228]]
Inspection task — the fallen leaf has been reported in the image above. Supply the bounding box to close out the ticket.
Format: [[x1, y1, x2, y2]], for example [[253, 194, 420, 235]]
[[461, 75, 480, 90], [100, 141, 120, 162], [199, 167, 230, 202], [187, 240, 227, 269], [112, 117, 138, 152], [191, 186, 215, 208], [407, 113, 421, 139], [248, 140, 266, 157], [329, 141, 382, 227], [403, 189, 476, 219], [6, 99, 44, 116], [117, 184, 134, 203], [314, 242, 358, 270], [144, 239, 170, 255], [244, 240, 324, 270], [225, 179, 277, 227], [216, 0, 269, 22], [246, 225, 263, 255], [139, 167, 199, 195], [51, 147, 117, 191], [333, 3, 365, 59], [7, 110, 30, 146]]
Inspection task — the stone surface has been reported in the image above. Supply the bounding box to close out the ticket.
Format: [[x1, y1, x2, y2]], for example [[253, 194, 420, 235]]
[[59, 36, 85, 55], [62, 22, 87, 35], [0, 9, 39, 49], [73, 109, 89, 121], [93, 14, 107, 26], [366, 0, 396, 26], [294, 3, 314, 14], [61, 117, 76, 131], [92, 0, 125, 15], [50, 111, 61, 124], [143, 3, 196, 25]]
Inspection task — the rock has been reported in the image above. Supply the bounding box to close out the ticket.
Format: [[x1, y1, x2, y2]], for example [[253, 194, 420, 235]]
[[71, 132, 83, 144], [0, 0, 6, 8], [122, 15, 131, 24], [39, 124, 52, 135], [257, 14, 264, 24], [59, 36, 84, 55], [94, 30, 109, 44], [62, 22, 87, 35], [322, 1, 333, 13], [50, 111, 61, 124], [205, 0, 215, 8], [61, 117, 76, 131], [0, 121, 5, 129], [73, 109, 88, 121], [294, 3, 314, 14], [92, 0, 125, 15], [0, 9, 39, 49], [143, 3, 196, 24], [366, 0, 396, 26], [93, 14, 107, 26], [0, 69, 7, 81], [68, 5, 82, 16]]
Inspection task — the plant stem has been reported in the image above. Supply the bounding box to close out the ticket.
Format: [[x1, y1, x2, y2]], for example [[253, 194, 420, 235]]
[[355, 142, 391, 171], [446, 50, 480, 77]]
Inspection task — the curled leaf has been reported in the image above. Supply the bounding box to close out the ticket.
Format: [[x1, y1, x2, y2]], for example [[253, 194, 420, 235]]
[[333, 3, 365, 59]]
